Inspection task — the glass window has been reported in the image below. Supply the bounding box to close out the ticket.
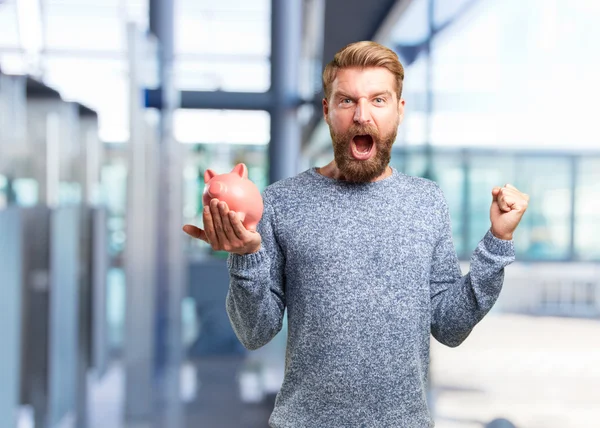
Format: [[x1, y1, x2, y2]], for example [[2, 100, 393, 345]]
[[513, 156, 572, 260], [100, 160, 128, 257], [11, 178, 39, 207], [175, 0, 271, 92], [0, 174, 7, 209], [389, 0, 600, 150], [175, 58, 270, 92], [42, 56, 129, 142], [575, 157, 600, 261], [398, 52, 428, 147], [45, 3, 125, 51], [0, 2, 20, 47], [467, 154, 516, 252], [399, 148, 427, 177], [433, 0, 480, 28], [389, 0, 429, 45], [107, 267, 126, 351], [174, 109, 270, 145], [433, 153, 466, 256], [177, 9, 270, 57]]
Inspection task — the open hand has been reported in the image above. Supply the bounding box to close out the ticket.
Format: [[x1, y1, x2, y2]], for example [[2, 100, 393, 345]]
[[490, 184, 529, 240], [182, 198, 261, 255]]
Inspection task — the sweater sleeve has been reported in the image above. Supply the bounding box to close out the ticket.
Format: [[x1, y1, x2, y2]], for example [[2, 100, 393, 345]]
[[429, 186, 515, 347], [225, 192, 286, 350]]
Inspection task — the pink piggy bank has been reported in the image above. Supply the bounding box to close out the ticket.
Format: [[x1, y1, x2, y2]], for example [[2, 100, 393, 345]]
[[203, 163, 264, 231]]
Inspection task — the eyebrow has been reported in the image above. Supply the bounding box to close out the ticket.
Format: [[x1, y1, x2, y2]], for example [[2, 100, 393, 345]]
[[371, 91, 393, 99], [333, 91, 354, 100], [333, 90, 393, 99]]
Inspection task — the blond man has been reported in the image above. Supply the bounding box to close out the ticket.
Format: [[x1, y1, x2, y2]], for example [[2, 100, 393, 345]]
[[185, 41, 529, 427]]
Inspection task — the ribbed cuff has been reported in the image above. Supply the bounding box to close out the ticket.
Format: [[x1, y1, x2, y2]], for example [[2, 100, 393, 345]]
[[483, 229, 515, 257], [227, 247, 266, 271]]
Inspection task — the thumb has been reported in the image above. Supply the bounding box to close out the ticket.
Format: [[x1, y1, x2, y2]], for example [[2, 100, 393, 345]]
[[182, 224, 208, 242], [491, 187, 501, 198]]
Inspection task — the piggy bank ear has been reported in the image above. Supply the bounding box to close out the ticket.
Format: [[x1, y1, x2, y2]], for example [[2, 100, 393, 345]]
[[204, 169, 216, 183], [232, 163, 248, 179]]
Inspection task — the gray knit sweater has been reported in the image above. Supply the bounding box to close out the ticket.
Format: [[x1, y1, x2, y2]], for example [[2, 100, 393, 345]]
[[226, 167, 515, 428]]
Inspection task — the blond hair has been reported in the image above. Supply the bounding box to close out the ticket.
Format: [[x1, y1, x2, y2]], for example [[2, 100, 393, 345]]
[[322, 41, 404, 101]]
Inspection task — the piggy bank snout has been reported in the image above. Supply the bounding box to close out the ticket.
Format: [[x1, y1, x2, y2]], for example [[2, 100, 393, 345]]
[[207, 181, 225, 198]]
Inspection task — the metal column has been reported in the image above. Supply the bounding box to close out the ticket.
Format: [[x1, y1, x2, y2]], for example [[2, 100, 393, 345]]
[[422, 0, 436, 182], [269, 0, 303, 183], [568, 155, 578, 260], [0, 208, 23, 428], [124, 23, 158, 424], [150, 0, 186, 426]]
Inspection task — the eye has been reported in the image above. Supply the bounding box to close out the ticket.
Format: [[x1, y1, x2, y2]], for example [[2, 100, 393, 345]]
[[341, 98, 353, 104], [374, 97, 385, 104]]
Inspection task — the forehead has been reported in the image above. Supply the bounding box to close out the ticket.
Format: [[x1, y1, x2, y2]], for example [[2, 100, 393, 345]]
[[331, 67, 397, 97]]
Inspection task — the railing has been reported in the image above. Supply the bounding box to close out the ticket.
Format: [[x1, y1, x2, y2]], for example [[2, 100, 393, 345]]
[[490, 262, 600, 318]]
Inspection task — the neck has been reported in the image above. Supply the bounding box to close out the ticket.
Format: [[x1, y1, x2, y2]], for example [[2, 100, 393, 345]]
[[317, 161, 392, 182]]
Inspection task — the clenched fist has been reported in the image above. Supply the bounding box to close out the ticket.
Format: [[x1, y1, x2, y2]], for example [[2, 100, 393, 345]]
[[490, 184, 529, 240]]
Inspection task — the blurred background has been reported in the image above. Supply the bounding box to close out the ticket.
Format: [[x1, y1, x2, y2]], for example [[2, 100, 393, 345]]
[[0, 0, 599, 427]]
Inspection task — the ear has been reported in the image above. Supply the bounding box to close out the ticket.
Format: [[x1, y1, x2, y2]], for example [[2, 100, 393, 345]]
[[322, 98, 330, 124], [397, 98, 406, 125], [232, 163, 248, 179], [204, 169, 216, 183]]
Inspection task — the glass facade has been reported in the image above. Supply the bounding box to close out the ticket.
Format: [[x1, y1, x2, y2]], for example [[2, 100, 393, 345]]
[[390, 0, 600, 151], [576, 158, 600, 261], [513, 156, 573, 260], [390, 148, 600, 262], [364, 0, 600, 262], [175, 0, 271, 92]]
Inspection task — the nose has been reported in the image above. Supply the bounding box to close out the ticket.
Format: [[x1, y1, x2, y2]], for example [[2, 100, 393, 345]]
[[353, 98, 372, 125], [208, 181, 225, 198]]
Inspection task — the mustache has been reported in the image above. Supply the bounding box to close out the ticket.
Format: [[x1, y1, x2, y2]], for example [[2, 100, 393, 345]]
[[344, 124, 380, 139]]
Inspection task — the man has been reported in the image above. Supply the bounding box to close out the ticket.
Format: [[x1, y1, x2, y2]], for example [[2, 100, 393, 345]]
[[183, 41, 529, 427]]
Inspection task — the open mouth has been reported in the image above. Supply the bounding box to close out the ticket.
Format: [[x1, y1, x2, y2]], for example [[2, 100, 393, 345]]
[[351, 134, 375, 160]]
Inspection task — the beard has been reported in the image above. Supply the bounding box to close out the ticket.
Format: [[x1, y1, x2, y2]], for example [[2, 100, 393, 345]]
[[329, 121, 399, 183]]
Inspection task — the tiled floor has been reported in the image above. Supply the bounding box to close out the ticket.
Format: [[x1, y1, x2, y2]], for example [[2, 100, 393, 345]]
[[431, 313, 600, 428], [186, 356, 274, 428], [87, 314, 600, 428], [87, 356, 273, 428]]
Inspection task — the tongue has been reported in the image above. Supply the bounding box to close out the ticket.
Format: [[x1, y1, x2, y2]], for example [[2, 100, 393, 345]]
[[354, 135, 372, 152]]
